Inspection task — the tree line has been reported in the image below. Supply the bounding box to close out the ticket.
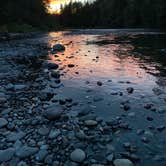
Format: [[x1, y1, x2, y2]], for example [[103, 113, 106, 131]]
[[0, 0, 58, 32], [0, 0, 166, 32], [58, 0, 166, 29]]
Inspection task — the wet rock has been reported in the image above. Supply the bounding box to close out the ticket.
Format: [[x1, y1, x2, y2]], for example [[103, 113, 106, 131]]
[[78, 109, 91, 116], [48, 129, 61, 139], [93, 96, 104, 102], [123, 104, 130, 111], [38, 127, 49, 136], [113, 159, 133, 166], [36, 149, 48, 161], [16, 146, 38, 158], [74, 128, 90, 140], [152, 87, 163, 95], [0, 118, 8, 128], [158, 106, 166, 113], [59, 99, 66, 105], [52, 44, 65, 52], [45, 154, 53, 164], [68, 64, 75, 68], [51, 71, 60, 78], [141, 136, 149, 143], [97, 81, 103, 86], [106, 153, 114, 162], [147, 116, 153, 121], [0, 148, 15, 162], [14, 84, 26, 91], [47, 63, 59, 70], [6, 131, 26, 142], [157, 125, 165, 132], [144, 104, 153, 110], [126, 87, 134, 94], [84, 120, 98, 127], [70, 149, 86, 163], [43, 105, 63, 120]]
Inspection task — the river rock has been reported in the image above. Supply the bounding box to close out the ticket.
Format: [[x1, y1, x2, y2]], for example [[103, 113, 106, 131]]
[[0, 148, 15, 162], [16, 146, 38, 158], [51, 71, 60, 78], [113, 159, 133, 166], [84, 120, 98, 127], [14, 84, 26, 91], [158, 106, 166, 113], [126, 87, 134, 94], [0, 118, 8, 128], [47, 63, 59, 70], [48, 129, 61, 139], [70, 149, 86, 163], [68, 64, 75, 68], [43, 105, 63, 120], [6, 131, 26, 142], [52, 44, 65, 52]]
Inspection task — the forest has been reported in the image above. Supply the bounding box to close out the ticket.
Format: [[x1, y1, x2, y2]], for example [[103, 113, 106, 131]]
[[0, 0, 166, 32]]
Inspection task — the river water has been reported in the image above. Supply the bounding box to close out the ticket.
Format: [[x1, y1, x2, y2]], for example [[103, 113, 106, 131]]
[[0, 29, 166, 165]]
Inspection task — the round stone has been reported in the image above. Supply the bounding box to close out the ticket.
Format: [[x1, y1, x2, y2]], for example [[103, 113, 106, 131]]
[[70, 149, 86, 163], [113, 159, 133, 166]]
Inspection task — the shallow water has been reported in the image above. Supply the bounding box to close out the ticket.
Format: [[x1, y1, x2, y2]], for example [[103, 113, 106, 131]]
[[1, 29, 166, 165], [46, 30, 166, 165]]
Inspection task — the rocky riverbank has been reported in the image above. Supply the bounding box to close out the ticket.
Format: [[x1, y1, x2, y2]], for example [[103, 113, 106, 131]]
[[0, 30, 166, 166]]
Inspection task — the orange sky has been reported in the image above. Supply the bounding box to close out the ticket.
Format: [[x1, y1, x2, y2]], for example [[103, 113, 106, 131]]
[[47, 0, 87, 14]]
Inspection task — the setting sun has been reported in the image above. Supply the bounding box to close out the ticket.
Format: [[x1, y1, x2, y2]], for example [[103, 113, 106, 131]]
[[47, 0, 86, 14]]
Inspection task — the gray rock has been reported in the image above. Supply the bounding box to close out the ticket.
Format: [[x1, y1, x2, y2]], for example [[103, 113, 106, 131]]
[[48, 129, 61, 139], [36, 149, 48, 161], [43, 105, 63, 120], [0, 148, 15, 162], [152, 87, 163, 95], [0, 118, 8, 128], [16, 146, 38, 158], [84, 120, 98, 127], [158, 106, 166, 113], [113, 159, 133, 166], [14, 84, 26, 91], [6, 131, 26, 142], [38, 127, 49, 136], [70, 149, 86, 163], [106, 153, 114, 162]]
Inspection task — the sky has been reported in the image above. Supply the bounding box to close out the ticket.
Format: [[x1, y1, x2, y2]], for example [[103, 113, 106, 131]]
[[48, 0, 93, 13]]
